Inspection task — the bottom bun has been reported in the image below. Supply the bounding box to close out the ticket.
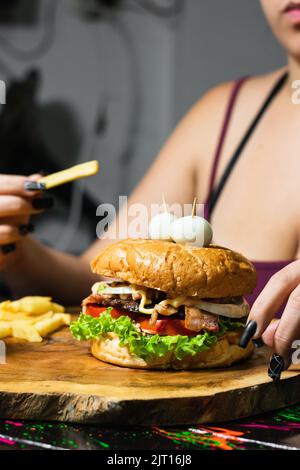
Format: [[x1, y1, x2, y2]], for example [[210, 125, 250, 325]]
[[90, 330, 254, 370]]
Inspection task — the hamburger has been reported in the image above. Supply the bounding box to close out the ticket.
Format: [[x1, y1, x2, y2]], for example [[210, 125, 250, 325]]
[[71, 239, 256, 369]]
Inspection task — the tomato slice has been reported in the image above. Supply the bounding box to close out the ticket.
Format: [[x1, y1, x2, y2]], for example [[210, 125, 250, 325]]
[[85, 304, 197, 336], [85, 305, 123, 319], [138, 318, 197, 336]]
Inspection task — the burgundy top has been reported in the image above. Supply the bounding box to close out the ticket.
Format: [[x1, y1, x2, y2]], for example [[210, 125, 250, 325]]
[[204, 76, 292, 315]]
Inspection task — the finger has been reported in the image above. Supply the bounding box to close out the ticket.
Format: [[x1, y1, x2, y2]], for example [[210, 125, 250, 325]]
[[249, 260, 300, 339], [24, 173, 46, 192], [0, 216, 29, 225], [262, 320, 280, 348], [0, 223, 35, 244], [0, 195, 53, 217], [29, 174, 43, 180], [0, 174, 44, 197], [23, 173, 46, 194], [0, 242, 17, 259], [267, 284, 300, 383], [0, 195, 37, 217], [272, 284, 300, 367], [0, 225, 22, 244]]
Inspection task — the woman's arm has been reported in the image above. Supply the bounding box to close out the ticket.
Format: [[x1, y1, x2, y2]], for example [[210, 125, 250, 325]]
[[3, 236, 98, 304]]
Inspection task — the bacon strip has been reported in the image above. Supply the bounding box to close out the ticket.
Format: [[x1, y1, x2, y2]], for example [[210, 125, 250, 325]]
[[184, 306, 219, 332], [82, 294, 103, 306]]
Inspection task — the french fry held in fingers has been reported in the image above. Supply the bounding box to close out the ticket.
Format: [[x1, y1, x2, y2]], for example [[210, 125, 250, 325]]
[[0, 296, 71, 343], [39, 160, 99, 189]]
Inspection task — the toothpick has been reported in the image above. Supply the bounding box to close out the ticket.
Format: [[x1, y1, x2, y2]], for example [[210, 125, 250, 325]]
[[191, 197, 197, 217], [162, 193, 168, 213]]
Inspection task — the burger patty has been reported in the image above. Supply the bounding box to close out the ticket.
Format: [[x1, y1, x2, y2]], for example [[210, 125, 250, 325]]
[[83, 294, 140, 313], [97, 297, 140, 313]]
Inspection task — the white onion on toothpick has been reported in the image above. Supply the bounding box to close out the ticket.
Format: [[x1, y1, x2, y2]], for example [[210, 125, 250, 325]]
[[170, 216, 213, 247], [149, 212, 178, 241]]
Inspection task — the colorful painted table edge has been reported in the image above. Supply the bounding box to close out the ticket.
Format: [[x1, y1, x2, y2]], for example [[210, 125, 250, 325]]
[[0, 403, 300, 450]]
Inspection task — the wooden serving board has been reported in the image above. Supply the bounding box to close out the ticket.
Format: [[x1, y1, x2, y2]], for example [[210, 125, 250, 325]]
[[0, 324, 300, 425]]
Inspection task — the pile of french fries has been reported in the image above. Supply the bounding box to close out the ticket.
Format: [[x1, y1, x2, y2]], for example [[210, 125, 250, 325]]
[[0, 296, 71, 342]]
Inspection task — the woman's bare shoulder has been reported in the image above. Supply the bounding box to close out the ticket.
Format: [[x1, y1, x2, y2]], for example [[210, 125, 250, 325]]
[[185, 68, 287, 169], [191, 80, 235, 116], [193, 68, 286, 112], [182, 81, 235, 144], [240, 68, 287, 97]]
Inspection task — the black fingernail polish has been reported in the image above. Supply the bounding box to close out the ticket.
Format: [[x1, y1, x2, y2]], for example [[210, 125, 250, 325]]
[[24, 181, 46, 191], [2, 243, 16, 254], [252, 338, 265, 348], [19, 223, 35, 236], [39, 170, 48, 176], [31, 197, 54, 210], [239, 320, 257, 348], [268, 354, 285, 382]]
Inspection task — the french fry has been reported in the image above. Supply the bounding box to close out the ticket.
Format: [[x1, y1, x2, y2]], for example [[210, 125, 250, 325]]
[[0, 311, 30, 321], [34, 313, 71, 338], [56, 313, 71, 326], [12, 323, 43, 343], [0, 297, 65, 315], [0, 322, 12, 339], [0, 311, 53, 323], [51, 303, 65, 313], [26, 312, 53, 325], [0, 296, 70, 343], [0, 301, 13, 311], [39, 160, 99, 189]]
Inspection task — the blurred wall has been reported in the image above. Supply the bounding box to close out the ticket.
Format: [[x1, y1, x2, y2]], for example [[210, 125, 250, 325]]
[[0, 0, 176, 207], [174, 0, 285, 121]]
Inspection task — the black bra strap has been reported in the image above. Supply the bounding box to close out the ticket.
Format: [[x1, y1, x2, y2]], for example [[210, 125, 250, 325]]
[[208, 72, 288, 217]]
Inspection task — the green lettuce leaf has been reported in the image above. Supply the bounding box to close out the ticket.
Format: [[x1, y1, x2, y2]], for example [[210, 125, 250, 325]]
[[218, 317, 245, 334], [70, 309, 243, 362]]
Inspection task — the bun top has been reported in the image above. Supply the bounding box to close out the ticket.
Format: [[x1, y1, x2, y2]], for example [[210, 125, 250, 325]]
[[91, 239, 257, 298]]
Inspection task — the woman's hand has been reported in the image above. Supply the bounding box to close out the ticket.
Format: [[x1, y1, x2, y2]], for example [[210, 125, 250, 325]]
[[240, 259, 300, 381], [0, 174, 52, 270]]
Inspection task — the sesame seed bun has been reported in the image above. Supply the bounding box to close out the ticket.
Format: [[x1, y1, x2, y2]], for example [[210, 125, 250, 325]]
[[90, 239, 256, 298]]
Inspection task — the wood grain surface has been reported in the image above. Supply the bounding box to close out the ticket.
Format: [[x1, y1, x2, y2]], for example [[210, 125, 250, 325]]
[[0, 324, 300, 425]]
